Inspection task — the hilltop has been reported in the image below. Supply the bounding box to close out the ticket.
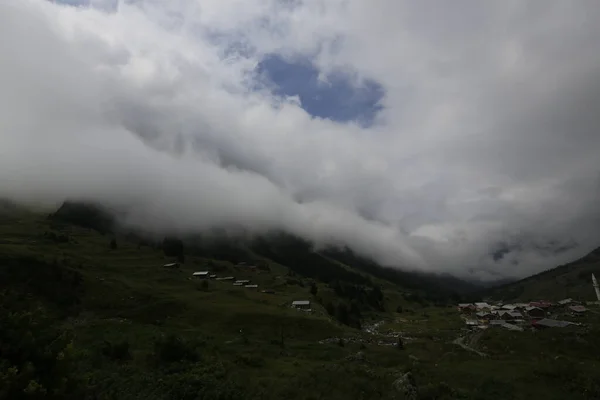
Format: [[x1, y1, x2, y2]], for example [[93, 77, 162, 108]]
[[487, 247, 600, 302], [1, 201, 600, 400]]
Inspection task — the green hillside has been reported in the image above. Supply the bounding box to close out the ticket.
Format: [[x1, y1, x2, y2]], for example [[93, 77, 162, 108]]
[[2, 202, 600, 400], [488, 247, 600, 302]]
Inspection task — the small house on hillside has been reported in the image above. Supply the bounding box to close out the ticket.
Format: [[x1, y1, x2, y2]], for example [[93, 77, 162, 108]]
[[235, 280, 251, 284], [292, 300, 311, 310], [192, 271, 209, 279], [558, 298, 573, 306], [244, 284, 258, 289], [216, 276, 235, 281], [163, 263, 180, 269], [233, 282, 243, 286]]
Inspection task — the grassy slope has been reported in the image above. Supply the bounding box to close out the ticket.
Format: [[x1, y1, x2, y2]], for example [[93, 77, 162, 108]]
[[1, 206, 600, 399], [488, 248, 600, 302]]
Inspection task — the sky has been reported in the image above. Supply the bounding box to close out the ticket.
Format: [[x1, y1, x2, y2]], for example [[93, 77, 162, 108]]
[[1, 0, 600, 280]]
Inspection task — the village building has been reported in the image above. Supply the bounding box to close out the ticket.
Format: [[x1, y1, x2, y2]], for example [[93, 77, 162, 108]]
[[502, 323, 524, 332], [501, 304, 517, 310], [476, 311, 494, 320], [474, 302, 491, 310], [163, 263, 180, 269], [209, 274, 217, 279], [525, 306, 545, 319], [244, 284, 258, 289], [465, 320, 478, 327], [232, 282, 243, 286], [569, 305, 587, 314], [235, 280, 251, 284], [292, 300, 311, 310], [532, 319, 574, 329], [529, 301, 553, 309], [558, 298, 573, 306], [508, 311, 524, 320], [192, 271, 209, 279], [497, 310, 512, 320], [458, 303, 475, 312], [489, 320, 506, 327]]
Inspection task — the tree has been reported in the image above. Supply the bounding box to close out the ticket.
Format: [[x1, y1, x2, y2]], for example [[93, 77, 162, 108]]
[[109, 238, 117, 250], [335, 303, 350, 326], [199, 280, 209, 291], [325, 302, 335, 317], [396, 305, 403, 313], [310, 283, 318, 296]]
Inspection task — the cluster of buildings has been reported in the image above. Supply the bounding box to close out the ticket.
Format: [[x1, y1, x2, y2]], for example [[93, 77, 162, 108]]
[[457, 299, 589, 331], [458, 274, 600, 331], [165, 262, 311, 309]]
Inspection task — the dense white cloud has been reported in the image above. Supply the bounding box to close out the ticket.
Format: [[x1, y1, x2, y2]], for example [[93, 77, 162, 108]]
[[1, 0, 600, 279]]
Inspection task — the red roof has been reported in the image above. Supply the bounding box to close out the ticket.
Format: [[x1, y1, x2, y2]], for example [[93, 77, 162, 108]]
[[529, 301, 552, 308]]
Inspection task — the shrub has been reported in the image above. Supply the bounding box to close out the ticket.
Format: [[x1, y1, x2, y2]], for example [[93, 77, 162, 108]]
[[101, 340, 131, 362], [152, 334, 198, 365]]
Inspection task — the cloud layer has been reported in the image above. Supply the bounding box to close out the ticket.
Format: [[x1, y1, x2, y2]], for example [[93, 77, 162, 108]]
[[1, 0, 600, 279]]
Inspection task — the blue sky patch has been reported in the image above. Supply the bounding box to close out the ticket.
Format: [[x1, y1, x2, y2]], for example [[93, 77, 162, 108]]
[[256, 54, 384, 127]]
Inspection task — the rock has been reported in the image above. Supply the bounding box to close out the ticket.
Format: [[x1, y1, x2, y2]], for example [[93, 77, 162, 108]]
[[392, 372, 418, 400]]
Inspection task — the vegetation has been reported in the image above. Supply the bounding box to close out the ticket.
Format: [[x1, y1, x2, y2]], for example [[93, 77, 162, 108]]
[[488, 247, 600, 301], [1, 202, 599, 399]]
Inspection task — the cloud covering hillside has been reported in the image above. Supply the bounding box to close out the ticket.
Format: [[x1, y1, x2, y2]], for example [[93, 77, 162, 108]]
[[1, 0, 600, 279]]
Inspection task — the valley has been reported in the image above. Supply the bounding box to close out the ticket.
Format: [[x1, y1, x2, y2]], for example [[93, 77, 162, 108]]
[[1, 203, 600, 400]]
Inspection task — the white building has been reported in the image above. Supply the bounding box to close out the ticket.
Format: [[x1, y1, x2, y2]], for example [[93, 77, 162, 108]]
[[292, 300, 311, 310]]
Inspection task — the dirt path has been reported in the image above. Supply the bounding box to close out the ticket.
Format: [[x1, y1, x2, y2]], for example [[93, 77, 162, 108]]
[[452, 332, 487, 357]]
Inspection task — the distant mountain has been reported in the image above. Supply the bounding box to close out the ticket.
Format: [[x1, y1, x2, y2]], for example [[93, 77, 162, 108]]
[[487, 247, 600, 302]]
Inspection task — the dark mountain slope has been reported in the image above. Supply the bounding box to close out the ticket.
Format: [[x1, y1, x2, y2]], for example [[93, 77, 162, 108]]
[[488, 247, 600, 301]]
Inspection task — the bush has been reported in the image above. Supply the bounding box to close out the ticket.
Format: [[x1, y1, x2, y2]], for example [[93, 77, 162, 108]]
[[152, 334, 198, 365], [198, 280, 209, 291], [0, 291, 84, 399], [101, 340, 131, 362]]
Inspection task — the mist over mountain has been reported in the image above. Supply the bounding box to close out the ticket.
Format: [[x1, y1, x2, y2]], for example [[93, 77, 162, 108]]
[[2, 0, 600, 280]]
